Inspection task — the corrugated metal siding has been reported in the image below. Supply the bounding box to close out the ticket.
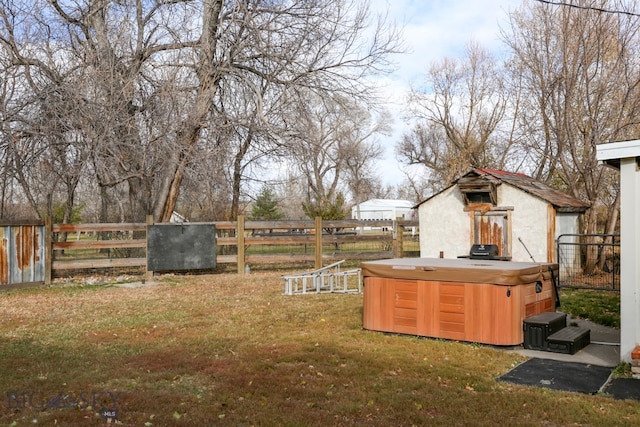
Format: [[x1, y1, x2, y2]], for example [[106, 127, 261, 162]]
[[473, 212, 509, 257], [0, 223, 45, 287]]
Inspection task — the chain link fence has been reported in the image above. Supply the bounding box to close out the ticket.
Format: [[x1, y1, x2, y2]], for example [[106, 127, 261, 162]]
[[556, 234, 620, 290]]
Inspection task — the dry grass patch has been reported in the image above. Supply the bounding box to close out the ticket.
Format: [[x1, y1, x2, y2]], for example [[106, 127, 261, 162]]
[[0, 272, 638, 426]]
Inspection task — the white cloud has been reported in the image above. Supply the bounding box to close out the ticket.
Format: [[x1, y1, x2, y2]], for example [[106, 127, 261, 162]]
[[369, 0, 523, 189]]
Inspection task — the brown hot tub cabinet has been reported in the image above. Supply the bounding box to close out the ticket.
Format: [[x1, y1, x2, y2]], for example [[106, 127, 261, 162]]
[[361, 258, 559, 346]]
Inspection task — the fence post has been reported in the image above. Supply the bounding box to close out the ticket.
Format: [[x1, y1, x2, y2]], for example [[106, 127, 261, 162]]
[[315, 216, 322, 269], [394, 220, 404, 258], [145, 215, 154, 282], [237, 215, 246, 274], [44, 216, 52, 285]]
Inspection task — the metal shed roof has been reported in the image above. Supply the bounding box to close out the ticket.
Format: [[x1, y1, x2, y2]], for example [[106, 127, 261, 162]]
[[415, 168, 589, 213], [474, 168, 590, 213]]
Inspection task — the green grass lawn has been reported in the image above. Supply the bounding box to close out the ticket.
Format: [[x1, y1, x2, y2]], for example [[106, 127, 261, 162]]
[[559, 288, 621, 328], [0, 273, 636, 426]]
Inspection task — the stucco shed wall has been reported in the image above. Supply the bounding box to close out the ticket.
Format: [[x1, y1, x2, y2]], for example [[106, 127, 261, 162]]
[[418, 186, 469, 258], [418, 183, 553, 262], [499, 184, 549, 262]]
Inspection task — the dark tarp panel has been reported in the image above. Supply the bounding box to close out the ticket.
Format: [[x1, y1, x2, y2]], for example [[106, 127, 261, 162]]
[[147, 224, 216, 271]]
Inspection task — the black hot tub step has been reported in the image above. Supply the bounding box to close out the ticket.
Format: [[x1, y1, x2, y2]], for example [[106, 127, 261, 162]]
[[546, 326, 591, 355], [523, 312, 567, 351]]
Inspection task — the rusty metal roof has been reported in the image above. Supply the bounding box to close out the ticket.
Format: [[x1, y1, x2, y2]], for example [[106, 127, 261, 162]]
[[472, 168, 590, 213], [414, 168, 590, 213]]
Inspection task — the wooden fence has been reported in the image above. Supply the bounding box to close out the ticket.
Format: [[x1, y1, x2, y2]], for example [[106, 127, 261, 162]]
[[42, 216, 419, 285]]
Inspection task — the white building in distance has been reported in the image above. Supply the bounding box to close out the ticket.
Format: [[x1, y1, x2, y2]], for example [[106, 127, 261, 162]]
[[351, 199, 415, 221]]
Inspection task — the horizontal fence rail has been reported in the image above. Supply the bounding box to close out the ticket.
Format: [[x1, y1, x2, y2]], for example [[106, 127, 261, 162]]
[[51, 222, 147, 273], [2, 216, 419, 288]]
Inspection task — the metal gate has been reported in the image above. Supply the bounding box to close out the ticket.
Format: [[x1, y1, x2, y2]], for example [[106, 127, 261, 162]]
[[0, 221, 46, 289], [556, 234, 619, 290]]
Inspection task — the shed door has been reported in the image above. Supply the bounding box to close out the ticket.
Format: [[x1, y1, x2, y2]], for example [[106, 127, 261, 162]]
[[472, 211, 510, 258]]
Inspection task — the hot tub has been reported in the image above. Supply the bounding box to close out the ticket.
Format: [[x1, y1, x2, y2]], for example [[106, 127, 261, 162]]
[[361, 258, 559, 346]]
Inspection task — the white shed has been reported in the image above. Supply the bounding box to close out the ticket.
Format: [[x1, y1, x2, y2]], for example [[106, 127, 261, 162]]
[[170, 211, 188, 223], [416, 169, 589, 263], [596, 140, 640, 362], [351, 199, 415, 221]]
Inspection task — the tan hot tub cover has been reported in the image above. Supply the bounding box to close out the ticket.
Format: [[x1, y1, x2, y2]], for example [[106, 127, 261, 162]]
[[361, 258, 559, 345], [360, 258, 558, 286]]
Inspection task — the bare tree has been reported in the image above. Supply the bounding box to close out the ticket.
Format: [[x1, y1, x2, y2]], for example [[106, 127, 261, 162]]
[[276, 173, 309, 220], [287, 94, 349, 217], [343, 108, 391, 215], [0, 0, 401, 223], [503, 0, 640, 272], [397, 42, 512, 192], [176, 129, 237, 221], [285, 92, 390, 219], [152, 0, 401, 221], [211, 75, 290, 219]]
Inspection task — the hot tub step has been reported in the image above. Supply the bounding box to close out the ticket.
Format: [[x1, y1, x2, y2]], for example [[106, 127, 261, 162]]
[[523, 312, 567, 351], [546, 326, 591, 355]]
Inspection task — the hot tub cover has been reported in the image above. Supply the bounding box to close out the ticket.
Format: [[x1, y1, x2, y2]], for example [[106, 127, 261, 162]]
[[361, 258, 558, 286]]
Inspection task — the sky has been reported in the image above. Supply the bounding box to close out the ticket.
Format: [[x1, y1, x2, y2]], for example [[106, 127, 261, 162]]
[[370, 0, 524, 188]]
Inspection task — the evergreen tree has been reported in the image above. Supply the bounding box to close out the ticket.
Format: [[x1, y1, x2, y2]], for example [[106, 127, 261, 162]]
[[302, 193, 347, 222], [250, 186, 284, 220], [303, 192, 347, 243]]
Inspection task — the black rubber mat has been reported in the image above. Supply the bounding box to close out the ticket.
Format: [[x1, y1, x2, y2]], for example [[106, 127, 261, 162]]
[[498, 358, 612, 394], [602, 378, 640, 401]]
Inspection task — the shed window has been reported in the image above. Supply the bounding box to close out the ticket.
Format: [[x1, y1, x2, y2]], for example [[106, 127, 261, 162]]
[[457, 178, 497, 206], [466, 192, 493, 204]]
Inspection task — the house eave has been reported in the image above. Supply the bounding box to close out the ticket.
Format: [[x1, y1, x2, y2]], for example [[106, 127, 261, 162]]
[[596, 140, 640, 169], [555, 206, 589, 214]]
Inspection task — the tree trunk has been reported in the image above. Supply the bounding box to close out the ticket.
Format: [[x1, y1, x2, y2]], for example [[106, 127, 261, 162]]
[[598, 189, 620, 271], [582, 208, 599, 275], [153, 0, 224, 222], [127, 176, 150, 223]]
